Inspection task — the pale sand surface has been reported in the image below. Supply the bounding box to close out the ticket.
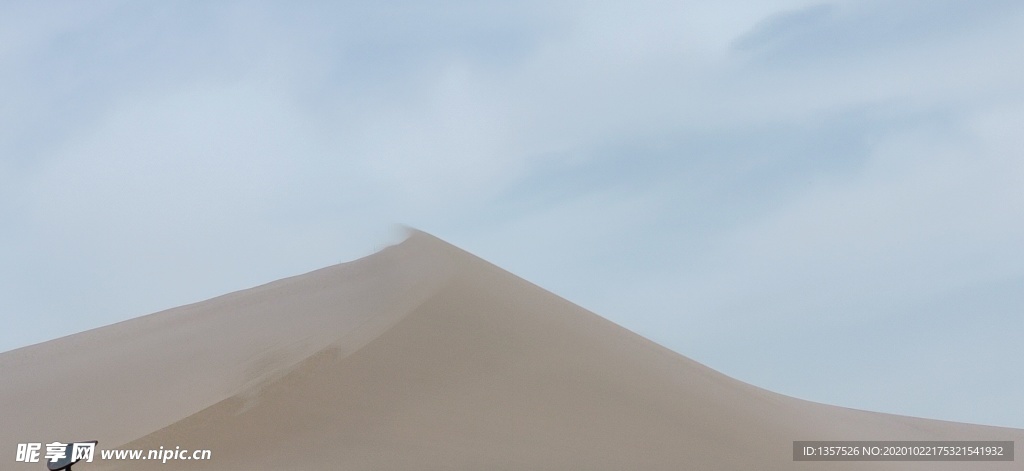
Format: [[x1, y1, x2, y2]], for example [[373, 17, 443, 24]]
[[2, 231, 1020, 470]]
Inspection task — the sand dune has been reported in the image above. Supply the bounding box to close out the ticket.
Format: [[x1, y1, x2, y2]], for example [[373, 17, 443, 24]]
[[2, 231, 1019, 470]]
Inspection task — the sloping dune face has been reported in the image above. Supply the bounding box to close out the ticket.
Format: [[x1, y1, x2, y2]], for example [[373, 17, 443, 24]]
[[3, 231, 1021, 470]]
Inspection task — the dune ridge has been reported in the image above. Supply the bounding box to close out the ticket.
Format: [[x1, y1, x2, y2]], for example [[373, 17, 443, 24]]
[[2, 230, 1020, 470]]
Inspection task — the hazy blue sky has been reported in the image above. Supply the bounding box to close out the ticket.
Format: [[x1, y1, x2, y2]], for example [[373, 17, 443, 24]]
[[2, 1, 1022, 428]]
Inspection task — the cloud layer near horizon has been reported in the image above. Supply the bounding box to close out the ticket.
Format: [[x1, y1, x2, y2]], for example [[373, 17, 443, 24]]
[[2, 0, 1023, 428]]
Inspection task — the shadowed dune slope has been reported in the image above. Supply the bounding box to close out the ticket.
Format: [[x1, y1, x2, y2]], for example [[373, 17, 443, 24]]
[[3, 231, 1020, 470]]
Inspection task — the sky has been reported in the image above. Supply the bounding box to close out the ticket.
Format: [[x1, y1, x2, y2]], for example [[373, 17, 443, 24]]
[[2, 0, 1022, 429]]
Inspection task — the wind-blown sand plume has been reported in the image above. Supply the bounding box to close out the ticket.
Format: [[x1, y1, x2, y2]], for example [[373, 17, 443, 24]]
[[2, 231, 1020, 470]]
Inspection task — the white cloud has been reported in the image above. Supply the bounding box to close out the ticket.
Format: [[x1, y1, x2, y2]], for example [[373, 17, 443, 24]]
[[675, 108, 1023, 324], [350, 62, 526, 211]]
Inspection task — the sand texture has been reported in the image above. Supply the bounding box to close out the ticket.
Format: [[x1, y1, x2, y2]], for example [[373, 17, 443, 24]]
[[2, 231, 1020, 470]]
